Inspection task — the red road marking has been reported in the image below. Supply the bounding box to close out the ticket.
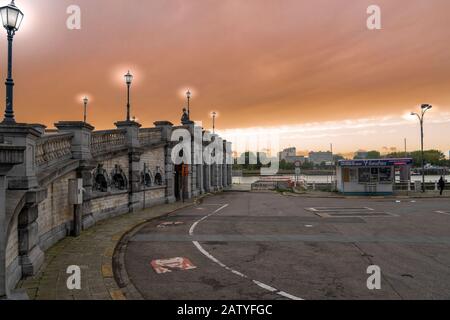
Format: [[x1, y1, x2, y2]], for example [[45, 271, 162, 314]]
[[151, 257, 197, 274]]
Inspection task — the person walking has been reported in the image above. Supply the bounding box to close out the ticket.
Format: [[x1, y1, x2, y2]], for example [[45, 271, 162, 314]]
[[438, 176, 446, 196]]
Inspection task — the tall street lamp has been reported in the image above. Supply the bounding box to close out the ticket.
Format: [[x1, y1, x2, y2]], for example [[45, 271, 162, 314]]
[[82, 96, 88, 123], [0, 0, 24, 124], [124, 71, 133, 121], [186, 90, 191, 117], [211, 111, 217, 134], [411, 104, 432, 193]]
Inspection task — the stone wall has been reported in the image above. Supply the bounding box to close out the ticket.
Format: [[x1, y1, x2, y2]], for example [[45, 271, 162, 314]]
[[5, 214, 19, 284], [83, 192, 129, 228], [37, 171, 76, 251]]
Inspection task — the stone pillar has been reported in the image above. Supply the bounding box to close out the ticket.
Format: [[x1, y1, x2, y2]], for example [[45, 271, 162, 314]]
[[55, 122, 96, 233], [202, 131, 211, 193], [226, 141, 233, 187], [0, 145, 25, 298], [155, 122, 176, 203], [203, 164, 211, 192], [217, 141, 223, 191], [116, 121, 143, 212], [197, 164, 204, 194], [0, 124, 43, 190], [189, 124, 203, 198], [222, 140, 228, 188], [18, 189, 47, 277]]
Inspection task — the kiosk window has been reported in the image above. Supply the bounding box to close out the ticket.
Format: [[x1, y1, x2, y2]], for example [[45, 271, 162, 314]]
[[379, 167, 393, 183], [370, 168, 379, 182], [349, 168, 358, 182], [358, 168, 371, 183]]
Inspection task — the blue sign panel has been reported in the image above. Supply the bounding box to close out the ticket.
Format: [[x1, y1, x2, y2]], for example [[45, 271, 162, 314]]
[[338, 158, 413, 167]]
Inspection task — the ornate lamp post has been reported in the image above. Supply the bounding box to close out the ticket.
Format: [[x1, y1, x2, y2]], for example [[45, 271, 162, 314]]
[[0, 0, 24, 124], [186, 90, 191, 117], [82, 96, 88, 123], [124, 71, 133, 121], [411, 104, 432, 193]]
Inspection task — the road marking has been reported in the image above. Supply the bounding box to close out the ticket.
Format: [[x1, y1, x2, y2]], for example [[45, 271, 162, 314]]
[[157, 221, 185, 228], [436, 211, 450, 216], [151, 257, 197, 274], [189, 203, 303, 301], [306, 207, 395, 218]]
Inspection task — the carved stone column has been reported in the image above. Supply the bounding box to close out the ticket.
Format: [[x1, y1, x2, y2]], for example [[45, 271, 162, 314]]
[[55, 121, 96, 233], [0, 123, 43, 190], [18, 189, 47, 277], [155, 121, 176, 203], [0, 145, 25, 298], [222, 140, 228, 188], [226, 141, 233, 187], [116, 121, 142, 212]]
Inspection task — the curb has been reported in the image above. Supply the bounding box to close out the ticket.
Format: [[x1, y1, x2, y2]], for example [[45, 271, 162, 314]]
[[111, 195, 208, 300]]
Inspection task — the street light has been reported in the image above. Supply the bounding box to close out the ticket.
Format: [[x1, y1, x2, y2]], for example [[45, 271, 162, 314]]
[[124, 71, 133, 121], [0, 0, 24, 124], [82, 96, 88, 123], [211, 111, 217, 134], [411, 104, 432, 192], [186, 90, 191, 117]]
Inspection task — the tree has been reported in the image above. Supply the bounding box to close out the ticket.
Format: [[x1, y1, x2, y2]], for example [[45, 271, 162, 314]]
[[367, 150, 381, 159], [386, 150, 446, 167]]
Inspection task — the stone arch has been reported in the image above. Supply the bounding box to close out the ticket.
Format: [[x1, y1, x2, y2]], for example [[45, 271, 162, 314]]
[[111, 164, 128, 190]]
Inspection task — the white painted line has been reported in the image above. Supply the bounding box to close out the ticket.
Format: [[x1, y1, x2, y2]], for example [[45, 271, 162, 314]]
[[189, 203, 304, 301], [252, 280, 277, 292], [436, 211, 450, 216], [278, 291, 304, 300]]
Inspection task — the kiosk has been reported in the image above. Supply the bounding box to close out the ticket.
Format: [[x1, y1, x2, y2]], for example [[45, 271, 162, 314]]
[[336, 158, 412, 195]]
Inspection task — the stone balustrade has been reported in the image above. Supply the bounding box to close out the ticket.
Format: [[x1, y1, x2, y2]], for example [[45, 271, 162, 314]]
[[35, 133, 73, 169], [91, 129, 127, 156]]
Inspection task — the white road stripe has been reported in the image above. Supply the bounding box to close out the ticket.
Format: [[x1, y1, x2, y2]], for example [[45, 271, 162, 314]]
[[189, 203, 304, 301]]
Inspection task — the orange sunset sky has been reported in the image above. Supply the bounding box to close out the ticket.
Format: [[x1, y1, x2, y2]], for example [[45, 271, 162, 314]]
[[3, 0, 450, 154]]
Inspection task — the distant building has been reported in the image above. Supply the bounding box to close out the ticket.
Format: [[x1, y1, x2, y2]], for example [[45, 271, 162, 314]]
[[278, 147, 307, 164], [309, 151, 333, 165], [285, 155, 307, 164], [279, 147, 297, 161]]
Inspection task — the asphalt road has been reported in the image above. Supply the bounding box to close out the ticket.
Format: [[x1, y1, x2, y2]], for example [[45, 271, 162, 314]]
[[122, 192, 450, 300]]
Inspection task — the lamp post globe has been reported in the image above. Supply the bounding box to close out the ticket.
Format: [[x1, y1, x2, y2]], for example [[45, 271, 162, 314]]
[[124, 71, 133, 121], [0, 0, 24, 124]]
